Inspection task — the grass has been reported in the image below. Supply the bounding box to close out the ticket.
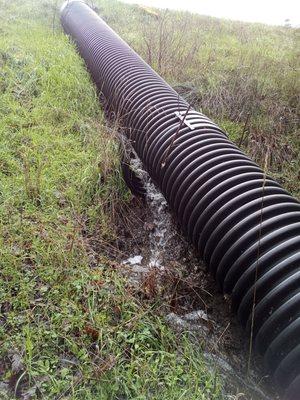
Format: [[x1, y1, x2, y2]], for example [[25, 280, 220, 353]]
[[0, 0, 298, 398], [0, 1, 223, 398]]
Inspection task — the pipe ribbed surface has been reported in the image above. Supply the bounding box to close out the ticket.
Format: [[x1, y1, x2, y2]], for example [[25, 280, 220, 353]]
[[60, 1, 300, 396]]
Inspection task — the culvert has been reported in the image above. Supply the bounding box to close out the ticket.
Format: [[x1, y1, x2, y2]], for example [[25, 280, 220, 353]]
[[60, 1, 300, 397]]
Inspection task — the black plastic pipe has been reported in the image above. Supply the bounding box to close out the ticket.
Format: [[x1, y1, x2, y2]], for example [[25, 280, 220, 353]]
[[60, 1, 300, 397]]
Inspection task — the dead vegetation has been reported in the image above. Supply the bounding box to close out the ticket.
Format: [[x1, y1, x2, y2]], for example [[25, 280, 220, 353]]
[[99, 0, 299, 197]]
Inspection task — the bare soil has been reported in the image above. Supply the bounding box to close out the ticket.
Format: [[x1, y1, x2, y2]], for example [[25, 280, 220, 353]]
[[90, 183, 280, 400]]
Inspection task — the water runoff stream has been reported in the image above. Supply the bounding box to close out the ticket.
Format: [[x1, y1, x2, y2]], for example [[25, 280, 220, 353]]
[[115, 146, 277, 400]]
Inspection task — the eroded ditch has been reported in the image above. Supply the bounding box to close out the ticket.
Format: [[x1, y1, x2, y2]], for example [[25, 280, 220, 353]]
[[93, 154, 280, 400]]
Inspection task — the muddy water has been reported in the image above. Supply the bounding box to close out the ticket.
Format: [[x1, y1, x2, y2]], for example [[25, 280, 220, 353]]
[[122, 157, 174, 276], [109, 153, 279, 400]]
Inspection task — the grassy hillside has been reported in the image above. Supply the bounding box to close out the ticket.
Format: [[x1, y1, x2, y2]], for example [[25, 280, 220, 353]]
[[0, 0, 298, 399], [0, 1, 222, 399]]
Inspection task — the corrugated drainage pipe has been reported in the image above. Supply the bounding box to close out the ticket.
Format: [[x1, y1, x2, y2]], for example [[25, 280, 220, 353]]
[[60, 1, 300, 397]]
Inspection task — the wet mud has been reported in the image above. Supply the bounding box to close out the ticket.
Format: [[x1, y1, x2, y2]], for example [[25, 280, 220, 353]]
[[93, 156, 280, 400]]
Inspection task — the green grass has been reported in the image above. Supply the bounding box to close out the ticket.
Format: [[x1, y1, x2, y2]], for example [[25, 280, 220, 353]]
[[0, 1, 223, 398], [0, 0, 298, 398]]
